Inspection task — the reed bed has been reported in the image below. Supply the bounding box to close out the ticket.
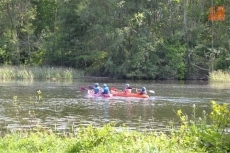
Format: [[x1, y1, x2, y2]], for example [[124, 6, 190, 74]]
[[0, 66, 84, 80], [209, 70, 230, 82]]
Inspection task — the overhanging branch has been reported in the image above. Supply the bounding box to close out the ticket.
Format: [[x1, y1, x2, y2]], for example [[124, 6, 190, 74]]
[[191, 63, 209, 71]]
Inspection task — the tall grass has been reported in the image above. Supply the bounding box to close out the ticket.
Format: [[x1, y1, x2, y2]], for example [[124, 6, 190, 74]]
[[0, 130, 77, 153], [0, 66, 84, 80], [0, 124, 206, 153], [209, 70, 230, 82]]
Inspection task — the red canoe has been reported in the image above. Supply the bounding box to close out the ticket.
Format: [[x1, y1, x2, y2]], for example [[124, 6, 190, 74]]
[[111, 89, 149, 98]]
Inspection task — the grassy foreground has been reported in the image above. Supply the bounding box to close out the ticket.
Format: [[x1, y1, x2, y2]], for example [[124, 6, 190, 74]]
[[0, 66, 84, 80], [0, 101, 230, 153]]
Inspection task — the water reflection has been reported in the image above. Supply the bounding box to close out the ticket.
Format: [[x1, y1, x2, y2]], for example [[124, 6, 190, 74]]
[[209, 81, 230, 89]]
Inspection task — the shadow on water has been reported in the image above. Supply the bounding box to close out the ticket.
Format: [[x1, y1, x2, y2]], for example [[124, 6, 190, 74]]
[[0, 79, 229, 135]]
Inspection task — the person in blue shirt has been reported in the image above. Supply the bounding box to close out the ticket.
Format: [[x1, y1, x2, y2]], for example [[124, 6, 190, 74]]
[[102, 84, 110, 94], [93, 83, 100, 94]]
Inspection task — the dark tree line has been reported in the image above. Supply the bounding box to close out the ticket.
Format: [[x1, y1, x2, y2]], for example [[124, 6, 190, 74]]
[[0, 0, 229, 79]]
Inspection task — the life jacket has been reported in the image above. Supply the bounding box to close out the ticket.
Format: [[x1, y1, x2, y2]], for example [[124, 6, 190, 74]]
[[94, 87, 100, 94], [102, 87, 109, 94]]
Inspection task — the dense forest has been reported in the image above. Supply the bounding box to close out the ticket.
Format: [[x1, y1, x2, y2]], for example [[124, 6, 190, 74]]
[[0, 0, 229, 80]]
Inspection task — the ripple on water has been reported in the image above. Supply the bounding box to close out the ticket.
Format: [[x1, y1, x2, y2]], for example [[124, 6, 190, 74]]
[[0, 80, 228, 135]]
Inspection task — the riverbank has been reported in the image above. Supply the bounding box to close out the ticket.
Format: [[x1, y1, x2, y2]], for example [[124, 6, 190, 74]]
[[0, 66, 84, 80], [1, 65, 230, 82], [0, 101, 229, 153]]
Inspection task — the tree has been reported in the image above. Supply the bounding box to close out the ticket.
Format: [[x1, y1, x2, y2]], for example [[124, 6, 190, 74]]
[[0, 0, 36, 65]]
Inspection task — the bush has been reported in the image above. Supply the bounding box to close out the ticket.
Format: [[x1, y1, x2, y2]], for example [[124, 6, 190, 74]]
[[174, 101, 230, 152]]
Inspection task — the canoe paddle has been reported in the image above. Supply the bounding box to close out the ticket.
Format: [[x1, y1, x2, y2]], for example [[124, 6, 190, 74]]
[[80, 85, 94, 91], [111, 87, 118, 91], [147, 90, 155, 94]]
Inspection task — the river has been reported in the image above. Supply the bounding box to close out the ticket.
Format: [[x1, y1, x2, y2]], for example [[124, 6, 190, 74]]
[[0, 79, 229, 135]]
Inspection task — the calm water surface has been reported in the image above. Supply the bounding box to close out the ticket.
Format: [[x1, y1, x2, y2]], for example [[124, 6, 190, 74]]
[[0, 79, 230, 134]]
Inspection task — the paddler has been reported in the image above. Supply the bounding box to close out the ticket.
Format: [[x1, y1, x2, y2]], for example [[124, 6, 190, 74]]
[[93, 83, 100, 94], [101, 84, 110, 94], [124, 84, 132, 93], [137, 87, 147, 95]]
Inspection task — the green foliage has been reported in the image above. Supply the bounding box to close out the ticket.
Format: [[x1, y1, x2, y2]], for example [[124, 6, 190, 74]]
[[0, 131, 76, 153], [32, 0, 57, 35], [0, 123, 205, 153], [210, 101, 230, 130], [215, 48, 230, 70], [175, 101, 230, 152], [0, 0, 39, 65], [0, 0, 230, 79], [83, 50, 109, 76], [155, 42, 186, 80]]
